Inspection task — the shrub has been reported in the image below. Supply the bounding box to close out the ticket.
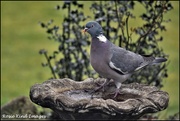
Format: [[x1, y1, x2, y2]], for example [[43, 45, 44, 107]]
[[39, 1, 172, 88]]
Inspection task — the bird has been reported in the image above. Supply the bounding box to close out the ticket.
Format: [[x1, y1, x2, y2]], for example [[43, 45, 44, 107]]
[[83, 21, 167, 98]]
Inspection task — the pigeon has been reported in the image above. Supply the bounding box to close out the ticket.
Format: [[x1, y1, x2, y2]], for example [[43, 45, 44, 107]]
[[83, 21, 167, 97]]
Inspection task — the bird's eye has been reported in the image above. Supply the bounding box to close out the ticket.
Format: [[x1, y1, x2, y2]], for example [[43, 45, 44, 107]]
[[91, 24, 94, 27]]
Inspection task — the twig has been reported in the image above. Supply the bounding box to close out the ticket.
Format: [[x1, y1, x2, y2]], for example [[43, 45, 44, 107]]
[[125, 13, 130, 49], [115, 0, 125, 47], [44, 52, 57, 79]]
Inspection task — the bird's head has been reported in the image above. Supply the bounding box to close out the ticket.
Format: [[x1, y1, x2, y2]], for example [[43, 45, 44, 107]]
[[83, 21, 103, 37]]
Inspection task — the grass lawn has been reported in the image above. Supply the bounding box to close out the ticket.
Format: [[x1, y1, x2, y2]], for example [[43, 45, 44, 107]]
[[1, 1, 179, 119]]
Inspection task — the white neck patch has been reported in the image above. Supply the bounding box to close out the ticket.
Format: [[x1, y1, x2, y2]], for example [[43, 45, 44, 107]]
[[97, 35, 107, 43]]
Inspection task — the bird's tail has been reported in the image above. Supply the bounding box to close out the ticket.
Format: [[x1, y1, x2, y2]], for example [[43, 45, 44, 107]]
[[152, 57, 167, 65]]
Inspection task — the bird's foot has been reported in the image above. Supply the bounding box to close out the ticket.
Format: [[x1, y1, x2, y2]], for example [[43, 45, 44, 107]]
[[111, 88, 123, 98], [94, 79, 110, 92], [83, 81, 107, 95]]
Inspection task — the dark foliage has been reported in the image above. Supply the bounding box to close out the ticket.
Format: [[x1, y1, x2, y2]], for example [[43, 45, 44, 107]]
[[39, 1, 172, 88], [39, 1, 95, 81]]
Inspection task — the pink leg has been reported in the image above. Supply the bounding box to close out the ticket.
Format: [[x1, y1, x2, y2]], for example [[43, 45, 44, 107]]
[[112, 88, 123, 98], [112, 82, 122, 98], [94, 78, 110, 92]]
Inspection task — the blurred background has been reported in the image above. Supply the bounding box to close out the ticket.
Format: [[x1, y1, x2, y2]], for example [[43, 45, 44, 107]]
[[1, 1, 179, 119]]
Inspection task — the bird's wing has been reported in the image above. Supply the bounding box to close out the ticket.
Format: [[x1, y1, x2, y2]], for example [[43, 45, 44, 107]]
[[109, 45, 155, 75]]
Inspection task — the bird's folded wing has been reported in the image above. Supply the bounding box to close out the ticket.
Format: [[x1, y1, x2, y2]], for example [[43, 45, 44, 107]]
[[109, 47, 154, 75]]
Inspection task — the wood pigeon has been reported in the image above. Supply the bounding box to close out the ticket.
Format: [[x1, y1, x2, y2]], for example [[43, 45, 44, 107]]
[[83, 21, 167, 97]]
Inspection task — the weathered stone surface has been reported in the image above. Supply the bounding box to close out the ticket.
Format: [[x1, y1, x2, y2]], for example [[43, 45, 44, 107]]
[[30, 78, 169, 120], [1, 96, 44, 120]]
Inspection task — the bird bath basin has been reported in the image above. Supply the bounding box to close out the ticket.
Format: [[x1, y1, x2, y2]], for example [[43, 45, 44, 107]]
[[30, 78, 169, 120]]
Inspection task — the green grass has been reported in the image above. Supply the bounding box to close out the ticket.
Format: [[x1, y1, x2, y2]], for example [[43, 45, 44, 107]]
[[157, 1, 179, 119], [1, 1, 179, 119], [1, 1, 62, 105]]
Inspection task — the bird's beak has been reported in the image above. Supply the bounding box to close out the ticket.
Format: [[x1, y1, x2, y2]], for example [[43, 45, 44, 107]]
[[82, 27, 88, 33]]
